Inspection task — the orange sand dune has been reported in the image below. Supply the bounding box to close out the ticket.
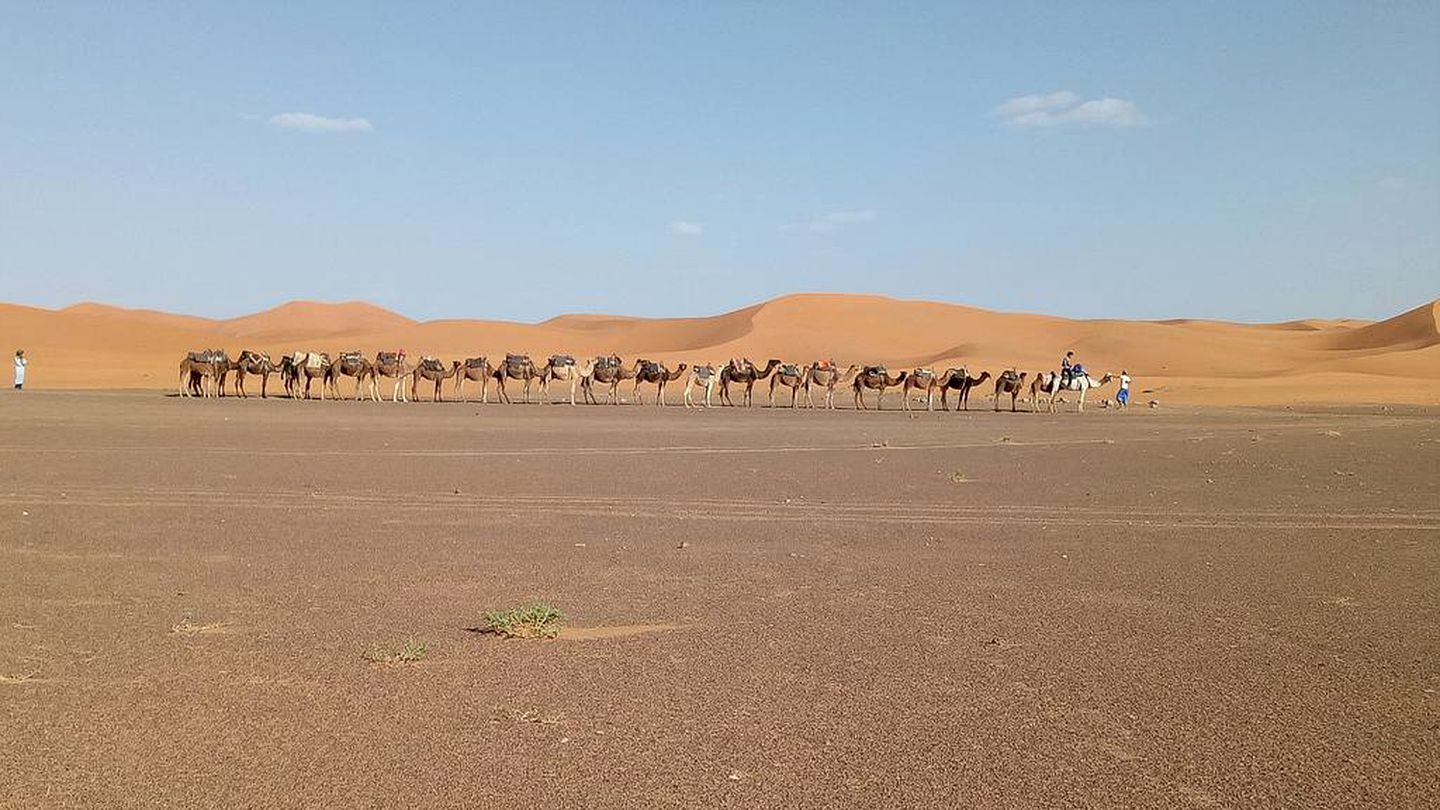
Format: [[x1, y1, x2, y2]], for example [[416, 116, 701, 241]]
[[2, 294, 1437, 405]]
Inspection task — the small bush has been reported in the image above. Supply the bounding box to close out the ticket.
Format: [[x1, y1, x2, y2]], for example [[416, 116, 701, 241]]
[[480, 604, 563, 639]]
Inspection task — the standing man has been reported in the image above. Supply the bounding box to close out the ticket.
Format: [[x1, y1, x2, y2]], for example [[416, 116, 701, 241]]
[[1117, 370, 1131, 408], [13, 349, 27, 390]]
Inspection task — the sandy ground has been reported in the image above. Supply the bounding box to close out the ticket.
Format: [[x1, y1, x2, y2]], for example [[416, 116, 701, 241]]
[[1, 391, 1437, 808]]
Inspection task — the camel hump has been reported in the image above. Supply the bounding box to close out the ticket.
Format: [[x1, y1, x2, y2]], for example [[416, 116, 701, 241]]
[[465, 357, 488, 368]]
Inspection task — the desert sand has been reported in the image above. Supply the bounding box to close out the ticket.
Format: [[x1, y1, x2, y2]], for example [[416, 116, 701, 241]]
[[2, 294, 1437, 405], [1, 393, 1437, 807]]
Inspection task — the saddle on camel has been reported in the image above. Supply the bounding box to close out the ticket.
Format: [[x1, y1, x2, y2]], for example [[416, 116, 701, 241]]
[[188, 349, 230, 364]]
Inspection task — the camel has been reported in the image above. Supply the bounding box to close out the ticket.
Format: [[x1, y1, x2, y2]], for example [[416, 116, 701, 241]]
[[632, 360, 687, 405], [939, 369, 991, 412], [683, 364, 719, 408], [992, 370, 1028, 412], [802, 363, 858, 409], [767, 363, 807, 408], [718, 359, 781, 407], [1031, 370, 1114, 413], [371, 352, 412, 403], [228, 350, 277, 398], [326, 351, 374, 401], [538, 355, 591, 406], [411, 357, 461, 402], [494, 354, 541, 404], [582, 356, 634, 405], [851, 366, 907, 410], [899, 368, 957, 412], [290, 352, 331, 400], [178, 350, 228, 398], [276, 355, 299, 399], [455, 357, 494, 403]]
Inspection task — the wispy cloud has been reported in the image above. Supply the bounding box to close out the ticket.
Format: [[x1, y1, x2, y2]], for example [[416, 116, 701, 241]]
[[268, 112, 374, 133], [782, 210, 878, 234], [1378, 176, 1411, 190], [992, 91, 1146, 128], [670, 220, 705, 236]]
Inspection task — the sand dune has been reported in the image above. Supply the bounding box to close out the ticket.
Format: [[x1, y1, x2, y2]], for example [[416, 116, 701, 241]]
[[2, 293, 1436, 405]]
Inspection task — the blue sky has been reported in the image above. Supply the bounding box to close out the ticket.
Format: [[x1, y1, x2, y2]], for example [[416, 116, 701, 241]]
[[1, 1, 1436, 322]]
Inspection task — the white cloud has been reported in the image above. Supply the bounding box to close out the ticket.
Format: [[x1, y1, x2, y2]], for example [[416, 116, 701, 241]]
[[993, 92, 1147, 128], [670, 220, 705, 236], [992, 91, 1079, 120], [1378, 176, 1411, 190], [268, 112, 374, 133], [808, 210, 877, 233]]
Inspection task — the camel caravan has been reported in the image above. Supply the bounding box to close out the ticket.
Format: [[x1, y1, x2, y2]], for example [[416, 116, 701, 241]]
[[177, 349, 1129, 413]]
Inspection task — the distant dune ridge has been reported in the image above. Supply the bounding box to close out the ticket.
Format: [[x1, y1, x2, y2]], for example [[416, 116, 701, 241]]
[[2, 294, 1436, 405]]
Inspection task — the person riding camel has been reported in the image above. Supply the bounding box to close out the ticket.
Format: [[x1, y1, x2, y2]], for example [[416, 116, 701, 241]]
[[1061, 351, 1075, 385]]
